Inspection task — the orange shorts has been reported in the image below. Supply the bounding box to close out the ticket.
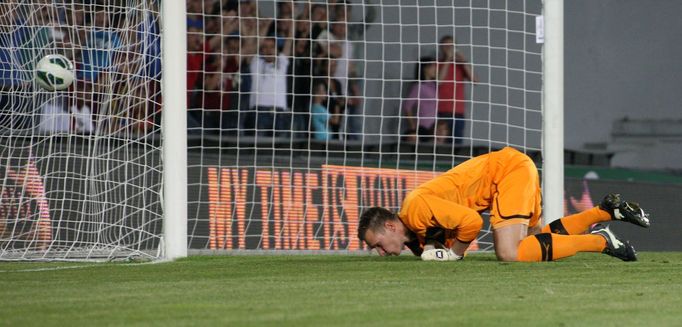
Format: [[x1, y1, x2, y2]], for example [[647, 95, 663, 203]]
[[489, 156, 542, 230]]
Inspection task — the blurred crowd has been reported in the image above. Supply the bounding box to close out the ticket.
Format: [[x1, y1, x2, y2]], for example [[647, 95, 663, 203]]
[[188, 0, 362, 141], [1, 0, 478, 145], [0, 0, 161, 135]]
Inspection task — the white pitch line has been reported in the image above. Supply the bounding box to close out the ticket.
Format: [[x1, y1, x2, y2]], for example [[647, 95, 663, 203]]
[[0, 260, 166, 273], [0, 265, 97, 273]]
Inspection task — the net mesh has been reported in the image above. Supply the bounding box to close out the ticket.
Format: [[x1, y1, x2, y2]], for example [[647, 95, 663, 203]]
[[0, 0, 162, 261], [186, 0, 543, 253], [0, 0, 543, 259]]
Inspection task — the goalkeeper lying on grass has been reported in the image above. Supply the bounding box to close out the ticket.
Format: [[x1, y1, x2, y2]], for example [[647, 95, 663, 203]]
[[357, 147, 651, 262]]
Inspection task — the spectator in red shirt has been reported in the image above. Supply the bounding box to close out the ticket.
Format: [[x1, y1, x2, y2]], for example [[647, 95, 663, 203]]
[[186, 24, 206, 130], [221, 35, 241, 135], [437, 35, 478, 144], [198, 70, 228, 131]]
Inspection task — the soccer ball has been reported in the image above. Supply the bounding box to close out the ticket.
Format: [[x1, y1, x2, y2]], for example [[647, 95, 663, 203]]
[[35, 54, 75, 91]]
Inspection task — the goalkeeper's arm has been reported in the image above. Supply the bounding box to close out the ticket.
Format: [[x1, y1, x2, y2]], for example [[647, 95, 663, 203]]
[[400, 193, 482, 261], [419, 197, 482, 261]]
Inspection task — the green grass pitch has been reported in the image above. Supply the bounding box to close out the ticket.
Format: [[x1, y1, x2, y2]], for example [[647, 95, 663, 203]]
[[1, 253, 681, 326]]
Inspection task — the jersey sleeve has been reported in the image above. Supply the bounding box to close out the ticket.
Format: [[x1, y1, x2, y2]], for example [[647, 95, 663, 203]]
[[401, 192, 483, 243]]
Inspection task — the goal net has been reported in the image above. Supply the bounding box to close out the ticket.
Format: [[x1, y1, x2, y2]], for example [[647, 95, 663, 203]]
[[0, 1, 163, 260], [186, 0, 543, 254], [0, 0, 543, 261]]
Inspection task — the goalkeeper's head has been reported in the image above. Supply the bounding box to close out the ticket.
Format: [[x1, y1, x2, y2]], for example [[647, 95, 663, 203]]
[[358, 207, 409, 256]]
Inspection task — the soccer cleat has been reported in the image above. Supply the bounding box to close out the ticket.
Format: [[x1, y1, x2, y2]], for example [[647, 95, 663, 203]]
[[599, 193, 651, 228], [590, 224, 637, 262]]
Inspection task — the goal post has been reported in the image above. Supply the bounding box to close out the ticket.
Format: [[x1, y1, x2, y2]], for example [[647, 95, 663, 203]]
[[541, 0, 564, 225], [161, 0, 188, 260]]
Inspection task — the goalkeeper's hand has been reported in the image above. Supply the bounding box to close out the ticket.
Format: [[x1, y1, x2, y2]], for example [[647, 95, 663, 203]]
[[421, 248, 462, 261]]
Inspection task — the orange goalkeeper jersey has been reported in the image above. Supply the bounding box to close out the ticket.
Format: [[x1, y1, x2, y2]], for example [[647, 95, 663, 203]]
[[398, 147, 542, 247]]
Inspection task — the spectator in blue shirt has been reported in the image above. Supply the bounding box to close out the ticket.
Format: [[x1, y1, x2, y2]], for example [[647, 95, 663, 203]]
[[79, 9, 123, 82], [310, 81, 330, 141]]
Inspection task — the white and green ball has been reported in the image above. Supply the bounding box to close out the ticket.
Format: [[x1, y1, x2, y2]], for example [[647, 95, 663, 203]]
[[35, 54, 75, 91]]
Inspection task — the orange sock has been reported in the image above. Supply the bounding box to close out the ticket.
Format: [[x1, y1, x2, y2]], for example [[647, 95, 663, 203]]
[[541, 207, 612, 235], [516, 233, 607, 262]]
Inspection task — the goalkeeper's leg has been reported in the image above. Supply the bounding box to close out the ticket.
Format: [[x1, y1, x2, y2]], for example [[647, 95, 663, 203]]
[[516, 232, 607, 262], [541, 207, 611, 235], [517, 224, 638, 262], [541, 193, 651, 236], [495, 223, 613, 262], [490, 159, 613, 262]]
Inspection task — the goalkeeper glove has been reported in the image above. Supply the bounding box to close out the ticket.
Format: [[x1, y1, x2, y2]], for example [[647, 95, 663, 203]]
[[421, 248, 462, 261]]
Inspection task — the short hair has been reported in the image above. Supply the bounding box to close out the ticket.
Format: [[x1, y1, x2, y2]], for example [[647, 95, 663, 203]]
[[416, 56, 436, 81], [224, 35, 240, 45], [439, 35, 454, 44], [261, 37, 277, 46], [357, 207, 398, 243]]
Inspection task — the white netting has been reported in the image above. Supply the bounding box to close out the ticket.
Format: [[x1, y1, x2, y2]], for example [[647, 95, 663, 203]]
[[186, 0, 543, 253], [0, 0, 543, 259], [0, 0, 163, 261]]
